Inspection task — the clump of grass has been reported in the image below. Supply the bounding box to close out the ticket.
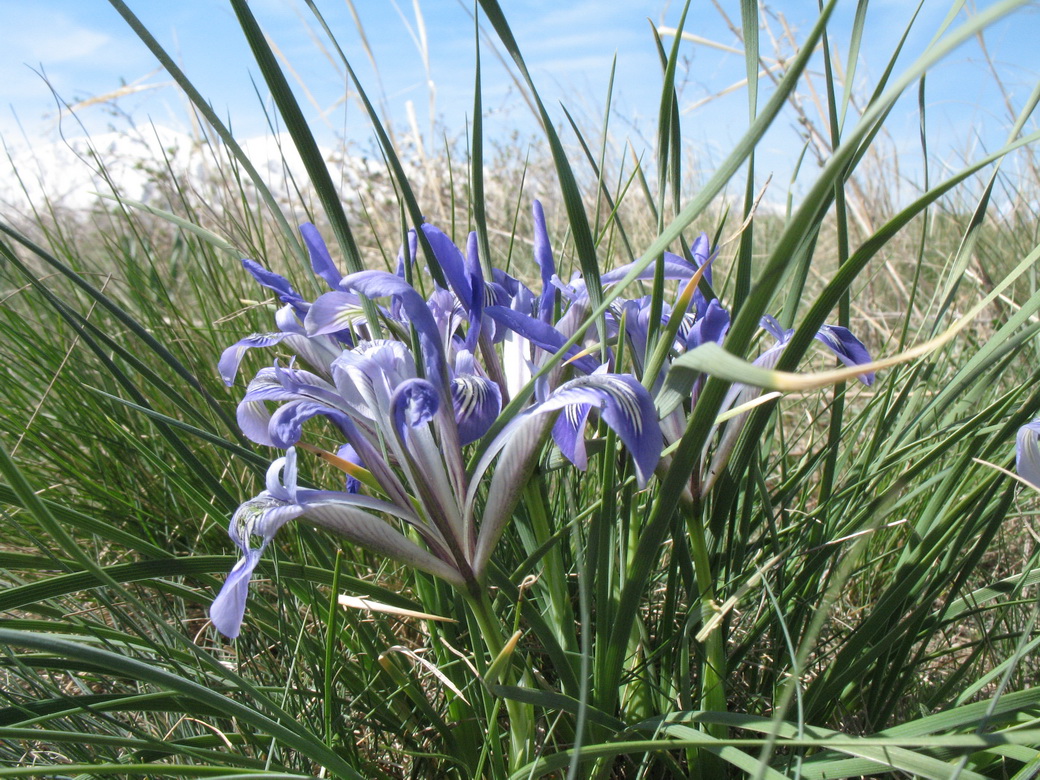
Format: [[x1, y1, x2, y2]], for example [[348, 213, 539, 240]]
[[2, 0, 1040, 778]]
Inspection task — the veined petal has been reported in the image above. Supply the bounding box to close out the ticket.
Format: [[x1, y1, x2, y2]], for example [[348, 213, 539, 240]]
[[229, 495, 305, 555], [237, 366, 346, 446], [703, 342, 786, 491], [452, 372, 502, 445], [537, 372, 662, 488], [218, 332, 293, 386], [552, 402, 593, 470], [272, 362, 344, 406], [212, 454, 306, 639], [1017, 420, 1040, 490], [323, 406, 415, 514], [427, 288, 466, 349], [237, 399, 275, 446], [212, 446, 454, 639], [242, 365, 337, 404], [468, 371, 661, 575], [469, 413, 554, 575], [300, 223, 343, 290], [282, 333, 343, 378], [301, 500, 464, 587], [815, 325, 875, 385], [332, 339, 416, 422], [390, 378, 465, 543]]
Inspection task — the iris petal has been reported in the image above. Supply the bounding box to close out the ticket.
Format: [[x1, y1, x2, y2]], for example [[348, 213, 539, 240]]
[[760, 315, 791, 342], [302, 500, 465, 587], [815, 325, 875, 385], [339, 270, 449, 392], [300, 223, 343, 290], [395, 229, 418, 278], [305, 291, 367, 338], [599, 253, 698, 286], [537, 373, 662, 488], [533, 200, 557, 323], [452, 372, 502, 445], [218, 332, 292, 386], [237, 399, 275, 446], [211, 452, 306, 639], [391, 378, 440, 441], [268, 400, 353, 449], [464, 231, 484, 350], [686, 299, 730, 351], [336, 443, 363, 493], [421, 223, 471, 303], [210, 549, 262, 639], [552, 402, 593, 470], [242, 258, 308, 316], [1017, 420, 1040, 490]]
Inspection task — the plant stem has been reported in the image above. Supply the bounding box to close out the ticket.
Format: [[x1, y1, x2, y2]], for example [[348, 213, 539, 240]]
[[684, 496, 727, 731], [464, 585, 534, 772]]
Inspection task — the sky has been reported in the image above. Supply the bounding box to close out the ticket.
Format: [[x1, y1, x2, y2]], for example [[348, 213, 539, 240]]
[[2, 0, 1039, 202]]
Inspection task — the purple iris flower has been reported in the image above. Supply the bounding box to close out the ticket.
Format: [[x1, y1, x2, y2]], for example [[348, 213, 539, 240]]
[[336, 443, 363, 493], [760, 314, 875, 385], [217, 223, 366, 385], [686, 299, 731, 351], [533, 201, 558, 324], [1017, 420, 1040, 490], [699, 315, 875, 491], [210, 447, 466, 639], [212, 213, 665, 638]]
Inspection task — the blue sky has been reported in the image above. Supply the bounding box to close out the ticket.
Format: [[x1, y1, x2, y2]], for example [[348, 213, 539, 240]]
[[2, 1, 1038, 198]]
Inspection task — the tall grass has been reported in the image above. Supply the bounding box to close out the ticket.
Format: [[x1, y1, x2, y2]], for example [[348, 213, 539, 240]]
[[2, 0, 1040, 777]]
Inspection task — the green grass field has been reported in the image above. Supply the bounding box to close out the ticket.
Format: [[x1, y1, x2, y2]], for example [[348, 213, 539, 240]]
[[3, 1, 1040, 777]]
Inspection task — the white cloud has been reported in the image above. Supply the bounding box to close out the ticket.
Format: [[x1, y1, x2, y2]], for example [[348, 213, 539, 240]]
[[4, 8, 112, 66], [26, 25, 109, 64]]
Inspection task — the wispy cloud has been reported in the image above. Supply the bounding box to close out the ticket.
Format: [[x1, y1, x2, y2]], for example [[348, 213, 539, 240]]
[[4, 7, 112, 66]]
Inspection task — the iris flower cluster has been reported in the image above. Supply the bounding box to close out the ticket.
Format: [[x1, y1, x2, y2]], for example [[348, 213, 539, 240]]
[[210, 203, 878, 639], [211, 205, 663, 637]]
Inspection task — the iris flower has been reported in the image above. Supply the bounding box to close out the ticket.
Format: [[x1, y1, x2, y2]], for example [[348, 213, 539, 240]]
[[211, 209, 663, 638], [1018, 420, 1040, 490], [217, 225, 365, 385], [698, 314, 874, 490]]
